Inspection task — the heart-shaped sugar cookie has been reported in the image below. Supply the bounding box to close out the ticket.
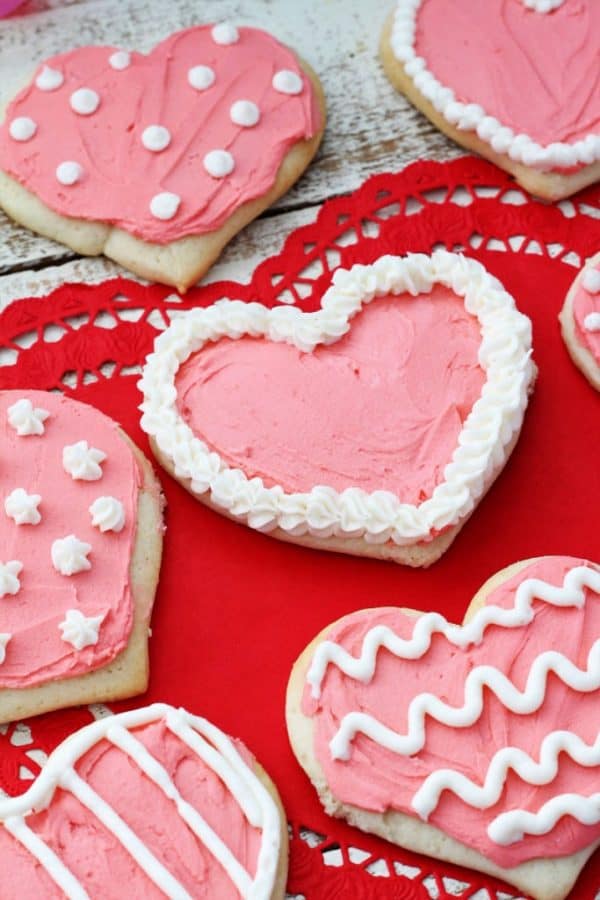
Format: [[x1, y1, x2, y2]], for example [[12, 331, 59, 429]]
[[380, 0, 600, 200], [0, 25, 325, 290], [286, 556, 600, 900], [140, 251, 535, 567], [560, 251, 600, 392], [0, 703, 286, 899], [0, 390, 163, 722]]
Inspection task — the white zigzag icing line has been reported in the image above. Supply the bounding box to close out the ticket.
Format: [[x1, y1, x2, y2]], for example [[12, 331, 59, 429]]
[[0, 704, 280, 900], [489, 791, 600, 846], [307, 565, 600, 698], [412, 729, 600, 821]]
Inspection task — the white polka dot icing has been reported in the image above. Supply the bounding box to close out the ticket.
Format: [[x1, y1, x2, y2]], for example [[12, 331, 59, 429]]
[[141, 125, 171, 152], [188, 65, 216, 91], [211, 22, 239, 45], [230, 100, 260, 127], [272, 69, 303, 95], [584, 312, 600, 332], [70, 88, 100, 116], [150, 192, 181, 220], [582, 267, 600, 294], [56, 161, 83, 186], [109, 50, 131, 70], [35, 65, 64, 92], [8, 117, 37, 142], [203, 149, 235, 178]]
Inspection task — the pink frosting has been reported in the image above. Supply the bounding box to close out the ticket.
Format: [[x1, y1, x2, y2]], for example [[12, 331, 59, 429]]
[[175, 289, 485, 503], [0, 390, 144, 687], [302, 557, 600, 867], [0, 26, 321, 243], [415, 0, 600, 159], [1, 718, 261, 898], [573, 266, 600, 365]]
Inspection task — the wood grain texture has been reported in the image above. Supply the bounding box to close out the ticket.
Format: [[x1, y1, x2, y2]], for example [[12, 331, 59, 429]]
[[0, 0, 460, 279]]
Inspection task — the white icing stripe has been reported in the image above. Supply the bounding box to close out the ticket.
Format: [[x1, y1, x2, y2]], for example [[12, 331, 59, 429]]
[[308, 565, 600, 697], [139, 251, 534, 544], [412, 729, 600, 820], [60, 769, 194, 900], [489, 792, 600, 845], [390, 0, 600, 171], [0, 704, 280, 900], [328, 640, 600, 761], [4, 815, 90, 900], [106, 724, 253, 897]]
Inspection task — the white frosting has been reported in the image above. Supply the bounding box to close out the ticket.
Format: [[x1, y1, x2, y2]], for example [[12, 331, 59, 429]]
[[390, 0, 600, 171], [203, 149, 235, 178], [230, 100, 260, 128], [7, 398, 49, 436], [8, 117, 37, 142], [35, 66, 64, 92], [584, 312, 600, 332], [69, 88, 100, 116], [272, 70, 303, 95], [413, 729, 600, 820], [188, 65, 216, 91], [4, 488, 42, 525], [141, 125, 171, 152], [307, 565, 600, 698], [56, 161, 83, 186], [139, 251, 535, 545], [109, 50, 130, 70], [149, 192, 181, 221], [0, 704, 281, 900], [51, 535, 92, 576], [89, 496, 125, 533], [211, 22, 239, 45], [521, 0, 565, 10], [0, 634, 11, 665], [582, 267, 600, 294], [0, 560, 23, 598], [62, 440, 106, 481], [58, 609, 104, 650], [490, 791, 600, 845]]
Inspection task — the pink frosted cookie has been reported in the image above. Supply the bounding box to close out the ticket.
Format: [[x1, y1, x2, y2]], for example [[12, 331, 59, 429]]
[[140, 251, 536, 567], [0, 703, 287, 899], [380, 0, 600, 201], [0, 390, 163, 722], [287, 556, 600, 900], [559, 252, 600, 391], [0, 25, 325, 291]]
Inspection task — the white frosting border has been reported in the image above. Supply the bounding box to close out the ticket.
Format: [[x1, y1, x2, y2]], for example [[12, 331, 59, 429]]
[[139, 251, 534, 545], [390, 0, 600, 172]]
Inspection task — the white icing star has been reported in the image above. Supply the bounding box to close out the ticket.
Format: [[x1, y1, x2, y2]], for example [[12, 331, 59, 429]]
[[0, 561, 23, 598], [89, 496, 125, 533], [59, 608, 105, 650], [51, 535, 92, 576], [62, 440, 106, 481], [7, 398, 50, 436], [0, 634, 11, 665], [4, 489, 42, 525]]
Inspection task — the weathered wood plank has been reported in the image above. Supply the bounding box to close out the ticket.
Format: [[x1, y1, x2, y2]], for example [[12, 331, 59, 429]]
[[0, 0, 459, 276]]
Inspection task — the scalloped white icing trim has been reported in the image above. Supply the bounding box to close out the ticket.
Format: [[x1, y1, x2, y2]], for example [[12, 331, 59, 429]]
[[139, 251, 534, 545], [0, 704, 281, 899], [390, 0, 600, 172]]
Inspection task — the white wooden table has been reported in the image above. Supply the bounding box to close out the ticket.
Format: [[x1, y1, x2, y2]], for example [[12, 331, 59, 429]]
[[0, 0, 461, 307]]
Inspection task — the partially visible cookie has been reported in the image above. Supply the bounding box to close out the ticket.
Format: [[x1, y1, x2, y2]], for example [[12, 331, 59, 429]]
[[0, 703, 288, 898], [287, 556, 600, 900], [380, 1, 600, 201], [559, 253, 600, 391], [140, 251, 535, 567], [0, 389, 163, 722], [0, 25, 326, 292]]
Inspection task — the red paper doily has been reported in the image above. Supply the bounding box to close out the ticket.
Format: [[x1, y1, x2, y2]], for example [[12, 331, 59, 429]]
[[0, 157, 599, 900]]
